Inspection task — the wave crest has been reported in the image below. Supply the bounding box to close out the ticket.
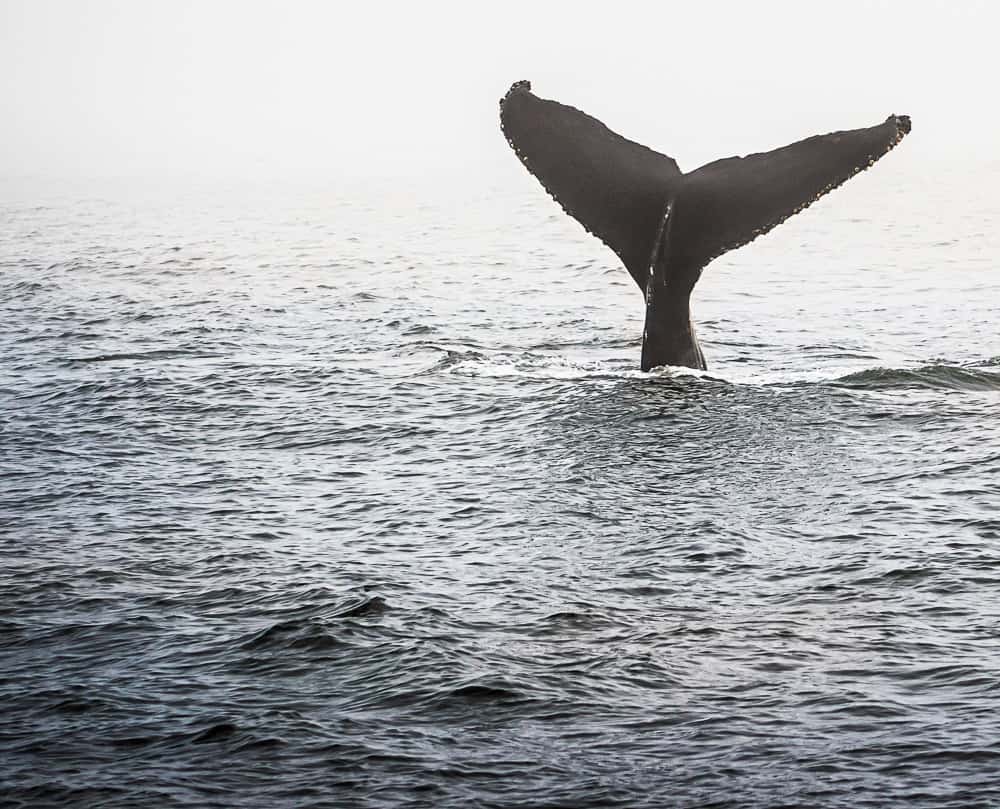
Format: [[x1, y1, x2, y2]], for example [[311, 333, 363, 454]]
[[834, 364, 1000, 392]]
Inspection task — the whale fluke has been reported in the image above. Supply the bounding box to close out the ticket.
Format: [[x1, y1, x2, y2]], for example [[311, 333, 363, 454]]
[[499, 80, 911, 371]]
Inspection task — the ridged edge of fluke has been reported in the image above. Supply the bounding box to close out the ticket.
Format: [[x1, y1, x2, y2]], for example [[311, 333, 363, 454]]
[[500, 79, 531, 104], [499, 80, 625, 263], [699, 113, 912, 268]]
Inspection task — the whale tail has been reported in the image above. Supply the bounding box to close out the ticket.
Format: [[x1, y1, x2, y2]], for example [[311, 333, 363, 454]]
[[499, 80, 911, 370]]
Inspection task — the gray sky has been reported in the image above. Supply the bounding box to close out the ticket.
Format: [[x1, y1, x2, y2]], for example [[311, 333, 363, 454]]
[[1, 0, 996, 183]]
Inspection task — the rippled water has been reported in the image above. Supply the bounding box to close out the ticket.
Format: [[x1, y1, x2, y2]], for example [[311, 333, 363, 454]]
[[2, 165, 1000, 808]]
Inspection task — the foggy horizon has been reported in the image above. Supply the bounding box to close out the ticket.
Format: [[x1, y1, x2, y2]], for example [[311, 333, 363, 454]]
[[2, 0, 998, 185]]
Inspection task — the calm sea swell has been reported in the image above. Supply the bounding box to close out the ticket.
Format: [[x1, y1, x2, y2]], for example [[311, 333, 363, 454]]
[[1, 171, 999, 807]]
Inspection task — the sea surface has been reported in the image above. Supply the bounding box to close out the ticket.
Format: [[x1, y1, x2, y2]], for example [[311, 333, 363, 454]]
[[2, 162, 999, 808]]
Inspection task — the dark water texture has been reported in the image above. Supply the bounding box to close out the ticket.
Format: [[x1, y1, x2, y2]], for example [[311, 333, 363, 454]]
[[2, 168, 999, 808]]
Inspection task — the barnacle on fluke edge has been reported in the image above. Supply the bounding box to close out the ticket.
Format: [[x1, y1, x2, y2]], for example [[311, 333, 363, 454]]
[[498, 80, 911, 372]]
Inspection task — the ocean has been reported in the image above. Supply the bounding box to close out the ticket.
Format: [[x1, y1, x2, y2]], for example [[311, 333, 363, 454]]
[[2, 163, 999, 807]]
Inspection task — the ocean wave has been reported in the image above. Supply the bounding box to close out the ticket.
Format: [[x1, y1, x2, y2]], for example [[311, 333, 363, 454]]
[[62, 348, 225, 364], [833, 364, 1000, 391], [415, 348, 1000, 392], [420, 348, 708, 382]]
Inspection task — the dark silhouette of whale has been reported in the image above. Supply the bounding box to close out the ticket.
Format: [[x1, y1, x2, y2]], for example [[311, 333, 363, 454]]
[[499, 80, 911, 371]]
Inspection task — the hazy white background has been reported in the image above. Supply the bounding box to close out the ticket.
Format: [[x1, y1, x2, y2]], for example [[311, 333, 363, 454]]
[[1, 0, 997, 186]]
